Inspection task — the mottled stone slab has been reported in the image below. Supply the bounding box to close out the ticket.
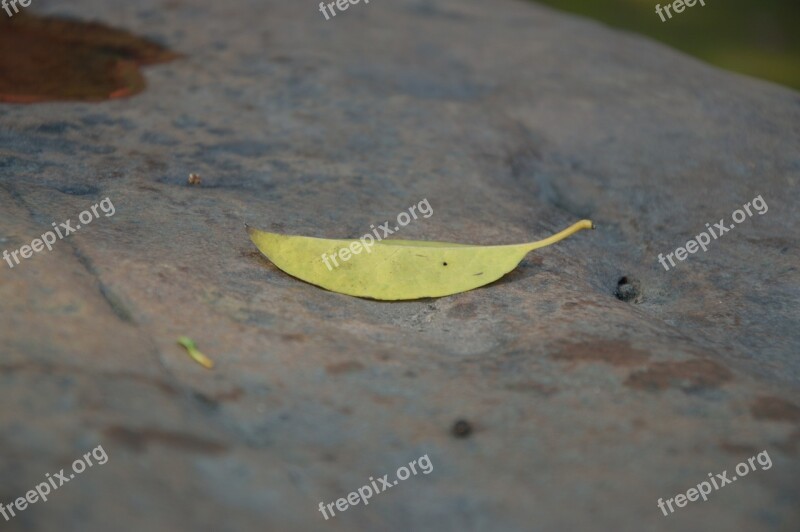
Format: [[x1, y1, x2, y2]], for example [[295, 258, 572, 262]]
[[0, 0, 798, 531]]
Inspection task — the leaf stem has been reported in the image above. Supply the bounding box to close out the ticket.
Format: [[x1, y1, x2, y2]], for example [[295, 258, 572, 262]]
[[526, 219, 594, 251]]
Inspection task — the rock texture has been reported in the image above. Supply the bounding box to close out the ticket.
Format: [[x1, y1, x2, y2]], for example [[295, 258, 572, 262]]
[[1, 0, 798, 531]]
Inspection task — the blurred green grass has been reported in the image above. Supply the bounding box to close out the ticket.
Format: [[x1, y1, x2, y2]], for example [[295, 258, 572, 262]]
[[532, 0, 800, 91]]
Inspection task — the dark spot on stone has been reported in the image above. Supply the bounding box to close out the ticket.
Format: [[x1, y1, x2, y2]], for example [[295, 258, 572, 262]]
[[80, 114, 136, 128], [325, 361, 364, 375], [0, 155, 50, 175], [625, 359, 733, 392], [505, 381, 558, 396], [443, 262, 448, 266], [614, 276, 641, 303], [0, 156, 19, 169], [719, 442, 759, 455], [102, 372, 179, 397], [551, 339, 650, 367], [506, 145, 543, 180], [35, 121, 76, 134], [192, 392, 220, 412], [140, 131, 179, 146], [207, 127, 235, 137], [452, 419, 472, 438], [55, 183, 100, 196], [103, 426, 228, 454], [201, 140, 272, 158], [751, 396, 800, 422], [136, 8, 159, 20], [173, 115, 206, 129], [271, 161, 293, 174], [0, 13, 178, 103], [81, 144, 116, 155]]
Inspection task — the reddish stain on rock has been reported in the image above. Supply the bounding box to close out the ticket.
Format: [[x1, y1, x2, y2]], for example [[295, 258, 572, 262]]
[[505, 381, 558, 396], [104, 426, 228, 454], [551, 339, 650, 367], [776, 429, 800, 456], [561, 299, 608, 311], [750, 396, 800, 422], [625, 359, 733, 392], [0, 13, 178, 103], [447, 302, 478, 319], [213, 387, 244, 402], [325, 361, 364, 375]]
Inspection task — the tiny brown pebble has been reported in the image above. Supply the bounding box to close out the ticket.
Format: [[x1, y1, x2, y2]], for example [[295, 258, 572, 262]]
[[188, 173, 202, 185], [452, 419, 472, 438]]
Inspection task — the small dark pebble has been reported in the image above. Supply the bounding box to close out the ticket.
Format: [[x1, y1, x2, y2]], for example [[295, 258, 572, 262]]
[[614, 276, 640, 303], [452, 419, 472, 438]]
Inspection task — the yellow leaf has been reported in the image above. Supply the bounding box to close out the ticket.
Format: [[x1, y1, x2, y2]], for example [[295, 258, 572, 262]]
[[247, 220, 594, 300]]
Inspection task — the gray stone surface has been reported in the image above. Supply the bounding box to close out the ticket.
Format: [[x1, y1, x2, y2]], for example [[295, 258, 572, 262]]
[[1, 0, 799, 530]]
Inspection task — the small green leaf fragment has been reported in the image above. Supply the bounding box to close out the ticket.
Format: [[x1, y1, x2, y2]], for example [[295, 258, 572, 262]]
[[178, 336, 214, 369]]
